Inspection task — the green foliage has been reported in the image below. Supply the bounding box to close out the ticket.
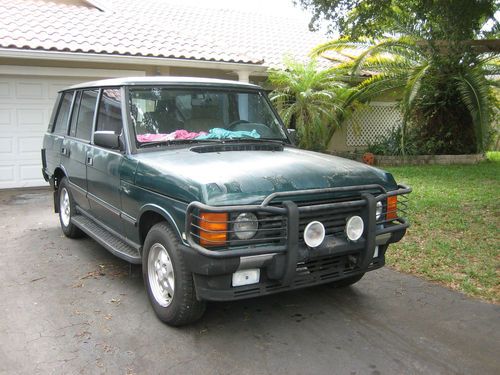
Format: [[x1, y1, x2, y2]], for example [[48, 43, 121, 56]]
[[386, 159, 500, 302], [487, 151, 500, 161], [311, 37, 499, 154], [365, 124, 470, 156], [267, 59, 353, 151], [297, 0, 498, 40], [366, 127, 417, 156]]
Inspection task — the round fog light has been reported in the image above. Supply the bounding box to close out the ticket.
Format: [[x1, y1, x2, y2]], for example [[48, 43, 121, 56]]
[[346, 215, 364, 241], [304, 221, 325, 248], [234, 212, 258, 240]]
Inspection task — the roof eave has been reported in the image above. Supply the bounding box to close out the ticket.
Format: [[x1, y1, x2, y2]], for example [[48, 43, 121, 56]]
[[0, 48, 269, 75]]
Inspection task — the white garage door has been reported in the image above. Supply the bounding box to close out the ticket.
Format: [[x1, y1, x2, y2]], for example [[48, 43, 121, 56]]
[[0, 75, 92, 188]]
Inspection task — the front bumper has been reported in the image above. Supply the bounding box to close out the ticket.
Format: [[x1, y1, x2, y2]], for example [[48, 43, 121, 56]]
[[184, 184, 411, 301]]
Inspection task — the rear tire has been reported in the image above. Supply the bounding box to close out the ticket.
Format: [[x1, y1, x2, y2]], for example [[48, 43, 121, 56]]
[[142, 222, 206, 326], [331, 273, 364, 288], [58, 177, 83, 238]]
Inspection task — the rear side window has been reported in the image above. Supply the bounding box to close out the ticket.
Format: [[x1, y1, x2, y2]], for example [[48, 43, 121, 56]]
[[53, 92, 73, 135], [96, 89, 123, 134], [69, 91, 82, 138], [71, 90, 98, 141], [48, 93, 61, 132]]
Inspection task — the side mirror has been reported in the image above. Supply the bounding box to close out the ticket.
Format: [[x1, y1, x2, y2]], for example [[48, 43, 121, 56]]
[[287, 128, 296, 143], [94, 131, 121, 150]]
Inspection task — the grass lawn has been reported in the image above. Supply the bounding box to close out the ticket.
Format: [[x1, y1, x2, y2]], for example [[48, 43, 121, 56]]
[[385, 152, 500, 303]]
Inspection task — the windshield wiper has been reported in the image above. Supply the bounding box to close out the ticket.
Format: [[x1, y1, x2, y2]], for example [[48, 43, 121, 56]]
[[138, 140, 172, 148], [217, 138, 289, 145], [139, 137, 290, 148]]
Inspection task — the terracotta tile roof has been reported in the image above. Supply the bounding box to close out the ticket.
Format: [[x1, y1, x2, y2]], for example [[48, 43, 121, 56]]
[[0, 0, 329, 68]]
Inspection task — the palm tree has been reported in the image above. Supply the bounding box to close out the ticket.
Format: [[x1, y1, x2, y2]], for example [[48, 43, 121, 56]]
[[311, 37, 499, 154], [267, 59, 353, 151]]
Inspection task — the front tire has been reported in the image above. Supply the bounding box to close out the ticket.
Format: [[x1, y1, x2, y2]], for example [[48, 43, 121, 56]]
[[58, 177, 83, 238], [142, 222, 206, 326]]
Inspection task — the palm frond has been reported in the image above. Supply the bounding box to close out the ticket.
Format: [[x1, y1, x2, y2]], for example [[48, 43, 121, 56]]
[[486, 78, 500, 88], [455, 69, 491, 152], [402, 62, 430, 116], [350, 73, 408, 104], [350, 37, 423, 74], [267, 58, 352, 150], [481, 61, 500, 76], [357, 55, 415, 74], [310, 37, 374, 57]]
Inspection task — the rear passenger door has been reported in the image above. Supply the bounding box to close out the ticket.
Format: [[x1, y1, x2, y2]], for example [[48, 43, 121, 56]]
[[62, 89, 98, 211], [87, 88, 125, 234], [44, 91, 73, 173]]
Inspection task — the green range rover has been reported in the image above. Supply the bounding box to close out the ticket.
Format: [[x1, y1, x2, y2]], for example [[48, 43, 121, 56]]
[[41, 77, 411, 326]]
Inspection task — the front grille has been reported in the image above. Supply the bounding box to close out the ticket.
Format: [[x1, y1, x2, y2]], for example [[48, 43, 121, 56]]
[[188, 188, 409, 250], [232, 253, 362, 298], [295, 253, 360, 281], [255, 212, 286, 245], [298, 205, 361, 241], [272, 195, 365, 242]]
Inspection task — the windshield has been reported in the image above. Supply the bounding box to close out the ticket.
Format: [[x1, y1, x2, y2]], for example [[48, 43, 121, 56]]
[[129, 87, 288, 147]]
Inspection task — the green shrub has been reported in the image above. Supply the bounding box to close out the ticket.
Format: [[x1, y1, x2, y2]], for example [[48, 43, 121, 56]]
[[365, 123, 492, 156], [366, 126, 417, 156]]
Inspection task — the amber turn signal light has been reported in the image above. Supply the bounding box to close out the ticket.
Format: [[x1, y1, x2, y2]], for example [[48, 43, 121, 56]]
[[386, 196, 398, 220], [199, 212, 228, 246]]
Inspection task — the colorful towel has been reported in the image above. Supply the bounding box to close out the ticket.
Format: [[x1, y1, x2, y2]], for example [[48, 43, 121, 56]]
[[195, 128, 260, 140], [136, 133, 175, 142], [137, 130, 207, 143]]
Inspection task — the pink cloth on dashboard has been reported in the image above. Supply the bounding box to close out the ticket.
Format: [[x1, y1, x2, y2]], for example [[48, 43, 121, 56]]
[[136, 130, 207, 143], [136, 133, 175, 142], [174, 130, 207, 139]]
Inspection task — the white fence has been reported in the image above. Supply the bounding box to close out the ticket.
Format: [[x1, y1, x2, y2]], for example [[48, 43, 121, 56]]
[[345, 102, 403, 146]]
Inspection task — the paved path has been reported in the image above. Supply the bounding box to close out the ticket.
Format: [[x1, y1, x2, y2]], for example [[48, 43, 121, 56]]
[[0, 188, 498, 375]]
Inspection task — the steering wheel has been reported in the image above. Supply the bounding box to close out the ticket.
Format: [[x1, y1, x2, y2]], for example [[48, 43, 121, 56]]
[[227, 121, 278, 138], [227, 120, 250, 129]]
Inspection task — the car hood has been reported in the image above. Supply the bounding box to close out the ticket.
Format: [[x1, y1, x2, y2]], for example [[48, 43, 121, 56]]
[[133, 146, 398, 205]]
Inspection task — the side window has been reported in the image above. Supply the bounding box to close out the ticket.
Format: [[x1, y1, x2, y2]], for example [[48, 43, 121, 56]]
[[69, 91, 82, 138], [52, 92, 73, 135], [71, 90, 98, 141], [96, 89, 123, 134], [48, 93, 61, 132]]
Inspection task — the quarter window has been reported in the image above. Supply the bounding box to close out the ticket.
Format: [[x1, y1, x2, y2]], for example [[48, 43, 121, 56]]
[[96, 89, 123, 134], [53, 92, 73, 135]]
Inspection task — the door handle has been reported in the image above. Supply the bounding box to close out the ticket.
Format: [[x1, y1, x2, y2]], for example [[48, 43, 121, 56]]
[[87, 156, 93, 166], [61, 147, 69, 156]]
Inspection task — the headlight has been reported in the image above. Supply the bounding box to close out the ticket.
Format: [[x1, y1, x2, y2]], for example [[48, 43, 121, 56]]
[[376, 201, 383, 220], [346, 215, 364, 241], [233, 212, 258, 240]]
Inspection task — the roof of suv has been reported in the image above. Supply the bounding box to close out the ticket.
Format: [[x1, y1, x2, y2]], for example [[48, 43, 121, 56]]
[[67, 76, 261, 91]]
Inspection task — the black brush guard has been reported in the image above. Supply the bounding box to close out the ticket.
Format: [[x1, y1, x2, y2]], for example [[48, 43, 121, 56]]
[[185, 184, 411, 285]]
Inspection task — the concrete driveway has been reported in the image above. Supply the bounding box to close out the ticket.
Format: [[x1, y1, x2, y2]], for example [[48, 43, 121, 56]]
[[0, 188, 498, 375]]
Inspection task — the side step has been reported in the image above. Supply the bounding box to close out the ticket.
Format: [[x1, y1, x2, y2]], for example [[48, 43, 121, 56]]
[[72, 215, 142, 264]]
